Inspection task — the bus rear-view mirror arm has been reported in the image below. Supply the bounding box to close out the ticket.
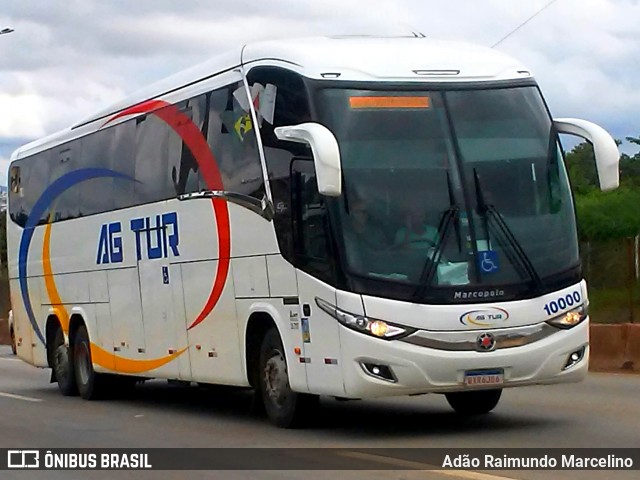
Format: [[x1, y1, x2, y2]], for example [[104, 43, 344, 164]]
[[554, 118, 620, 191], [178, 190, 275, 221], [274, 122, 342, 197]]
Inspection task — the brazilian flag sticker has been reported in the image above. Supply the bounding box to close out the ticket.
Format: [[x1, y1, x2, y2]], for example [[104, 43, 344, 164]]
[[234, 114, 253, 141]]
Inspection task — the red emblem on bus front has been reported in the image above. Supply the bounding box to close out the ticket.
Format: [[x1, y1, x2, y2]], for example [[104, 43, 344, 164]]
[[476, 333, 496, 352]]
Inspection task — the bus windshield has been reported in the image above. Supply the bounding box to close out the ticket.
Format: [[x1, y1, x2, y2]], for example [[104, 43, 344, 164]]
[[314, 85, 580, 302]]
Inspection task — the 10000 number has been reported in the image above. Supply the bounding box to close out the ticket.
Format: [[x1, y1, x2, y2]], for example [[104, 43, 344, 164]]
[[543, 291, 581, 316]]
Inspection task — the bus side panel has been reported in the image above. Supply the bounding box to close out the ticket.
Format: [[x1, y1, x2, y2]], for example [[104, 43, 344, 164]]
[[181, 260, 244, 385], [9, 278, 36, 366], [45, 271, 90, 305], [93, 303, 115, 372], [166, 265, 192, 381], [137, 260, 182, 379], [295, 271, 346, 397], [107, 268, 146, 370]]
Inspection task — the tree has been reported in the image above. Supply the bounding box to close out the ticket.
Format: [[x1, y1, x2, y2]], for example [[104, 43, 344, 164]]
[[566, 137, 640, 241], [565, 142, 598, 194]]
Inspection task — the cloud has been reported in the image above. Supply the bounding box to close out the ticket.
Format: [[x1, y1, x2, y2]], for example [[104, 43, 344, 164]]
[[0, 0, 639, 182]]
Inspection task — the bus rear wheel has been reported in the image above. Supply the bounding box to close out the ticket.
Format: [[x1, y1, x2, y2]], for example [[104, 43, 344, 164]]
[[445, 389, 502, 415], [258, 328, 318, 428], [73, 325, 108, 400], [52, 328, 77, 396], [10, 327, 17, 355]]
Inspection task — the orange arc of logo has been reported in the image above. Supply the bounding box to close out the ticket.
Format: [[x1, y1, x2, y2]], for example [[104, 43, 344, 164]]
[[90, 344, 188, 374], [43, 220, 70, 333]]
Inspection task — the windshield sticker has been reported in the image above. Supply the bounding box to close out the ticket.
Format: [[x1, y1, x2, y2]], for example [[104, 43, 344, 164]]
[[234, 83, 277, 126], [234, 114, 253, 141], [349, 96, 430, 109], [478, 250, 500, 274], [301, 318, 311, 343]]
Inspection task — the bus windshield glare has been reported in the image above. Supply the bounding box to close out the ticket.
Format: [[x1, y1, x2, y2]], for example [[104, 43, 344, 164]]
[[315, 85, 579, 301]]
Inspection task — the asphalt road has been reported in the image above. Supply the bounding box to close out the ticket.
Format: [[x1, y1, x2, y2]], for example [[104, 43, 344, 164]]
[[0, 345, 638, 480]]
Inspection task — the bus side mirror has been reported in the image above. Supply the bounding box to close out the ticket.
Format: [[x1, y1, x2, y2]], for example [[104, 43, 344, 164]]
[[554, 118, 620, 191], [275, 122, 342, 197]]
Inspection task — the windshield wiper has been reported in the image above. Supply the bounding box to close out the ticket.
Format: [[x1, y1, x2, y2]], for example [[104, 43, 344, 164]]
[[412, 205, 459, 300], [414, 172, 462, 299], [473, 169, 543, 290]]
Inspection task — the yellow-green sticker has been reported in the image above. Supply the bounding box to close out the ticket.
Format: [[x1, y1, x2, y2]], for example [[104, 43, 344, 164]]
[[234, 114, 253, 141]]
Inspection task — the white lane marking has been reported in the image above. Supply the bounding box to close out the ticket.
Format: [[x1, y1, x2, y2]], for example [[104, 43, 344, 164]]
[[0, 391, 43, 402], [0, 356, 21, 361], [338, 451, 517, 480]]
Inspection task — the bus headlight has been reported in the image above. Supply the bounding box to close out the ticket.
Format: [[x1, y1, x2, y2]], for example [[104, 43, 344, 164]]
[[315, 297, 414, 340], [546, 304, 588, 329]]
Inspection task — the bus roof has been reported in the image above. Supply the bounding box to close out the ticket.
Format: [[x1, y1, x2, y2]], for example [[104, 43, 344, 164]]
[[242, 36, 530, 82], [12, 36, 532, 161]]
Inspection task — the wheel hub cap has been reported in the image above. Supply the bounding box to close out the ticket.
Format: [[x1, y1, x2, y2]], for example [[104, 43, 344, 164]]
[[264, 352, 288, 406]]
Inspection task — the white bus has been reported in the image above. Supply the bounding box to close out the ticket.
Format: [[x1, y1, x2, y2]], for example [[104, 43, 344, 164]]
[[7, 37, 619, 427]]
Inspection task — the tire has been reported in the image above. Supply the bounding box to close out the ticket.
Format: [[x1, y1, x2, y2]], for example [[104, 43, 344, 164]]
[[258, 328, 318, 428], [51, 328, 77, 396], [73, 325, 108, 400], [445, 389, 502, 415], [10, 327, 17, 355]]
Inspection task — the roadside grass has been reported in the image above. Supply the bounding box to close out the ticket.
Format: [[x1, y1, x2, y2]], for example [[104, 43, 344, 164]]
[[588, 284, 640, 324]]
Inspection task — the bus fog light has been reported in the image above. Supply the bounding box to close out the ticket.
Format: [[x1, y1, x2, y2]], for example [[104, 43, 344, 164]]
[[361, 362, 396, 383], [563, 346, 586, 370]]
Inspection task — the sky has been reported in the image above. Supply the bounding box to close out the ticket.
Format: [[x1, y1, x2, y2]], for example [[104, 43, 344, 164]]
[[0, 0, 639, 185]]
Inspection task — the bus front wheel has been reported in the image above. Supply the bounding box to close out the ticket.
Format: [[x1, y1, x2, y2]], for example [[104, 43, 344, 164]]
[[445, 389, 502, 415], [258, 328, 318, 428], [73, 325, 107, 400]]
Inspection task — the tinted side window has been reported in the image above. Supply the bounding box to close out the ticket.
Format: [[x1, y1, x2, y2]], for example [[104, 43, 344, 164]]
[[22, 152, 51, 226], [246, 67, 312, 261], [111, 122, 136, 210], [50, 141, 81, 222], [79, 128, 115, 216], [207, 82, 264, 198], [169, 96, 209, 196], [9, 161, 28, 227], [291, 159, 336, 284], [134, 113, 172, 204]]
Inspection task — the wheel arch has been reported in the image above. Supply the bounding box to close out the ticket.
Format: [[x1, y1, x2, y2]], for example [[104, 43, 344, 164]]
[[68, 313, 87, 349], [245, 311, 278, 389], [45, 314, 63, 368]]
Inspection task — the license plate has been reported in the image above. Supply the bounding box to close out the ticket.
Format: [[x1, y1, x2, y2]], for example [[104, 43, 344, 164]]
[[464, 369, 504, 387]]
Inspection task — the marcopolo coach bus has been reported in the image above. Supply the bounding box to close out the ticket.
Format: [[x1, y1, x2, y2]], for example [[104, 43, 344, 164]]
[[7, 36, 619, 427]]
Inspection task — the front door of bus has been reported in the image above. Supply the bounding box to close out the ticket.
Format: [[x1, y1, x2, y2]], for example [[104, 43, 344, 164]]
[[291, 159, 345, 396]]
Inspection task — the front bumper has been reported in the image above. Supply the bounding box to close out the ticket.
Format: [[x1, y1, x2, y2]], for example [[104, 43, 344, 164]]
[[339, 319, 589, 398]]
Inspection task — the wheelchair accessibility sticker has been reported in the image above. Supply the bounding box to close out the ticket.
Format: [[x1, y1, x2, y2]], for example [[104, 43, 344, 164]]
[[478, 250, 499, 274]]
